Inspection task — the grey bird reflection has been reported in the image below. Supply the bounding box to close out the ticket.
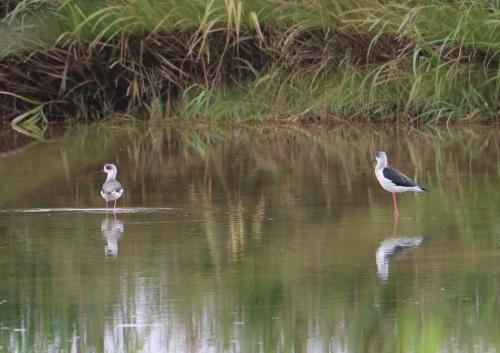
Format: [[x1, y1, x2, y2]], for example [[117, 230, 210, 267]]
[[101, 217, 124, 257], [376, 237, 423, 281]]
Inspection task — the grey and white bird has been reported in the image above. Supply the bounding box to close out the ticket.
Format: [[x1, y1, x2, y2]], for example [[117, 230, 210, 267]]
[[100, 164, 123, 212], [374, 151, 427, 217]]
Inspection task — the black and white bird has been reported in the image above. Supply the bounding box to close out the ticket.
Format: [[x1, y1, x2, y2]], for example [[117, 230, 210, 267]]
[[374, 151, 427, 217], [100, 164, 124, 212]]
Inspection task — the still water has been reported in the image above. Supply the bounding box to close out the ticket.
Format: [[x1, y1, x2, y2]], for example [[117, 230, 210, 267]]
[[0, 124, 499, 353]]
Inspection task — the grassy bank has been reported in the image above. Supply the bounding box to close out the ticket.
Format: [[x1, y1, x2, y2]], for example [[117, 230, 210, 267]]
[[0, 0, 499, 129]]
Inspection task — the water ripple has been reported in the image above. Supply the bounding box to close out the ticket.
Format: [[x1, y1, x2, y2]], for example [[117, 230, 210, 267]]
[[0, 207, 176, 214]]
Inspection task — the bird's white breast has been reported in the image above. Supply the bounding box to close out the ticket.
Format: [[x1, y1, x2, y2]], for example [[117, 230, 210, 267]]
[[101, 188, 124, 202]]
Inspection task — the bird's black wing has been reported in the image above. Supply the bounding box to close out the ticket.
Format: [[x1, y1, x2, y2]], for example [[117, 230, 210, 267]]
[[383, 167, 417, 187]]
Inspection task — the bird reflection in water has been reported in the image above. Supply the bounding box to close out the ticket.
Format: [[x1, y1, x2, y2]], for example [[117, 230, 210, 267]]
[[101, 217, 124, 257], [376, 236, 423, 281]]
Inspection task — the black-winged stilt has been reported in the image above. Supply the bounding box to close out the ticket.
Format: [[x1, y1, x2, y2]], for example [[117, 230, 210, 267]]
[[99, 164, 124, 213], [374, 151, 427, 217]]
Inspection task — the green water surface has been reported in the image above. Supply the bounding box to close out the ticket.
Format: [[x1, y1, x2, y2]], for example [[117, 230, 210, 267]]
[[0, 124, 499, 353]]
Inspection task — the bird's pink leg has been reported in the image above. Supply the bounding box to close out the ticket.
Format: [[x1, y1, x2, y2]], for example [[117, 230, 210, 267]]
[[113, 200, 117, 213], [392, 192, 399, 218], [106, 201, 109, 213]]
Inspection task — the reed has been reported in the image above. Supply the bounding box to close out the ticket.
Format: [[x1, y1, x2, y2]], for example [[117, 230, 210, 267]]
[[0, 0, 498, 126]]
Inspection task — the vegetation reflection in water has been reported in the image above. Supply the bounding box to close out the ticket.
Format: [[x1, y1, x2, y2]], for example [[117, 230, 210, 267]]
[[0, 124, 499, 353]]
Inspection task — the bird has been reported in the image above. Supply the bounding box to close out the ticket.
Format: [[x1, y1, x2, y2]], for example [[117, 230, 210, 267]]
[[374, 151, 427, 217], [100, 164, 124, 213]]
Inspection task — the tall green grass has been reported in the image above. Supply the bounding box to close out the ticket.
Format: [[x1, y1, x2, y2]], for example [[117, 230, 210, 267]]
[[160, 61, 496, 123], [0, 0, 499, 126], [4, 0, 497, 51]]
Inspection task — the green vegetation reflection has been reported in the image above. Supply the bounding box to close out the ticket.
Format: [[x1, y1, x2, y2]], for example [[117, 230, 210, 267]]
[[0, 124, 499, 353]]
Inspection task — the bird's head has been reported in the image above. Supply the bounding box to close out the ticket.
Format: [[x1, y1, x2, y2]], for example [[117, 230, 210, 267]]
[[103, 164, 117, 174], [375, 151, 387, 165]]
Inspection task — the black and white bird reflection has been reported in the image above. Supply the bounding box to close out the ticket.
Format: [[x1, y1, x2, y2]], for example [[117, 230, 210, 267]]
[[376, 237, 423, 281], [101, 218, 124, 257]]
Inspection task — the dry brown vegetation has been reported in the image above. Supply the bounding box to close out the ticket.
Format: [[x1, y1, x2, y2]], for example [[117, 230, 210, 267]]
[[0, 0, 499, 127], [0, 29, 414, 122]]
